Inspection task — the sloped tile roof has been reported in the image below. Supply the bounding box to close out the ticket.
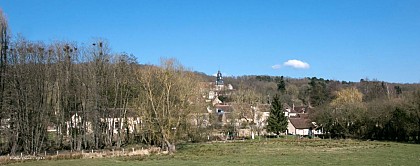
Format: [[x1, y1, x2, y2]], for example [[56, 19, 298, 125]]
[[215, 104, 233, 112], [289, 118, 315, 129], [290, 106, 313, 114]]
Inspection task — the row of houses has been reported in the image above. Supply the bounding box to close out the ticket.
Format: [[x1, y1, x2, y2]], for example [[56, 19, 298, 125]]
[[211, 101, 322, 137], [45, 108, 142, 136]]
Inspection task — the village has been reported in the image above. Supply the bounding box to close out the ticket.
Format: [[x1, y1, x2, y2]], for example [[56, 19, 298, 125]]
[[58, 70, 322, 142], [197, 70, 322, 139]]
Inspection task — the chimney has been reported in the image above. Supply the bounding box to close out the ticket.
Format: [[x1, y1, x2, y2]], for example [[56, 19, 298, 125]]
[[292, 103, 295, 112]]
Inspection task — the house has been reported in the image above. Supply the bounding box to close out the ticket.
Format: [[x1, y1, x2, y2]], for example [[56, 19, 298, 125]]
[[214, 104, 233, 125], [226, 84, 234, 90], [188, 111, 210, 127], [64, 108, 141, 136], [65, 112, 93, 135], [252, 104, 271, 136], [287, 116, 315, 136], [287, 113, 322, 136], [208, 90, 216, 100], [252, 104, 270, 126], [283, 104, 312, 117], [212, 96, 223, 106]]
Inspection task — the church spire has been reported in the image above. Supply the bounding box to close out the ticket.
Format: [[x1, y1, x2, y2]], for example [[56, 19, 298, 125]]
[[216, 70, 224, 85]]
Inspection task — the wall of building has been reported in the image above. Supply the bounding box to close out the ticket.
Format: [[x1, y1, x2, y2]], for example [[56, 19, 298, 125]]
[[287, 119, 296, 135]]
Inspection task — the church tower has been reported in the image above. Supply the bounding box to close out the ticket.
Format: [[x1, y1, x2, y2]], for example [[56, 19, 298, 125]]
[[216, 70, 224, 85]]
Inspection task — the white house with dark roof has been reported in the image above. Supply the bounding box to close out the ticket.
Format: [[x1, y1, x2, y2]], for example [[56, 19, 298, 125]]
[[285, 109, 322, 136], [287, 116, 315, 136]]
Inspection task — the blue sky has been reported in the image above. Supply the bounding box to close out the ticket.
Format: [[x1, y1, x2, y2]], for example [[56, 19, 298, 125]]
[[1, 0, 420, 83]]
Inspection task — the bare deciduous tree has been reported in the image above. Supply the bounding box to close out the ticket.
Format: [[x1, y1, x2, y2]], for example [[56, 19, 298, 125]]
[[134, 58, 201, 153]]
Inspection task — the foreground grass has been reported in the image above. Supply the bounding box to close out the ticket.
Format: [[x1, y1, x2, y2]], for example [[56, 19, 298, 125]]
[[8, 138, 420, 166]]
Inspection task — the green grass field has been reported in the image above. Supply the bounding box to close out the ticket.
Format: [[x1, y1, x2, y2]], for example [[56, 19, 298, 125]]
[[8, 138, 420, 166]]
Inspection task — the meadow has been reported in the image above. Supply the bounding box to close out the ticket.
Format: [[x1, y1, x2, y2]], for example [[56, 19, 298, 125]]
[[7, 138, 420, 166]]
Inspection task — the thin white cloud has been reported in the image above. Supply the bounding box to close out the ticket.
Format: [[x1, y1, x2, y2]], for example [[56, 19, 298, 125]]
[[271, 64, 281, 69], [283, 59, 310, 69]]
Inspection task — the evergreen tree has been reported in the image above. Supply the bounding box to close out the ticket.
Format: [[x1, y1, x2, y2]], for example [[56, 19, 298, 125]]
[[267, 94, 288, 136], [394, 85, 402, 96], [309, 77, 329, 106], [277, 76, 286, 93]]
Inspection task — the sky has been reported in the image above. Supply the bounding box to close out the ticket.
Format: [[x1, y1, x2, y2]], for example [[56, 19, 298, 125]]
[[1, 0, 420, 83]]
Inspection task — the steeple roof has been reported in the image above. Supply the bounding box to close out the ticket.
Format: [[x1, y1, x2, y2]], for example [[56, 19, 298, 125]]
[[216, 70, 224, 85]]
